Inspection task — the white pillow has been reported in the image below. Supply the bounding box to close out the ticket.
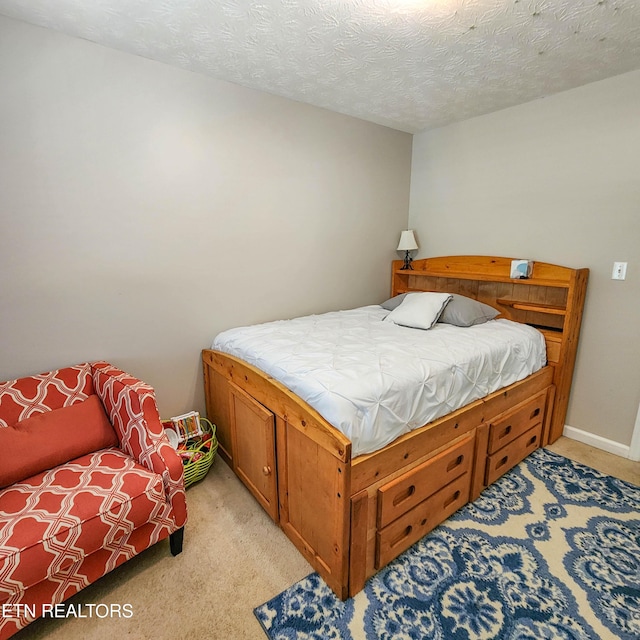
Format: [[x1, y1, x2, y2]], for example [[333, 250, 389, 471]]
[[383, 292, 453, 330]]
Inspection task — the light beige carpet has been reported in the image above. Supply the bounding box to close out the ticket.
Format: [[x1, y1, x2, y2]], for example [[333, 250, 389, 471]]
[[12, 438, 639, 640], [13, 460, 312, 640]]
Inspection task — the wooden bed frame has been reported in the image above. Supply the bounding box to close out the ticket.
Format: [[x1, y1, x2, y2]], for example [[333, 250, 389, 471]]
[[202, 256, 588, 599]]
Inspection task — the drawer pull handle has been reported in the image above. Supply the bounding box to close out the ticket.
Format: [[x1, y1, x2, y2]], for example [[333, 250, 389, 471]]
[[498, 425, 512, 439], [496, 456, 509, 470], [443, 490, 461, 509], [392, 485, 416, 506], [530, 407, 541, 419], [527, 435, 538, 447], [262, 466, 272, 476], [446, 455, 464, 472], [391, 526, 413, 549]]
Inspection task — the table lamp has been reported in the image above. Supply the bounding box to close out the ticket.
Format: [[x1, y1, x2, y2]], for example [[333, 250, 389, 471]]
[[397, 230, 419, 270]]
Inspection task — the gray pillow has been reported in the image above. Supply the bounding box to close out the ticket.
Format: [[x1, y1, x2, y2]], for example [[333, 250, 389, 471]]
[[380, 293, 407, 311], [438, 294, 499, 327]]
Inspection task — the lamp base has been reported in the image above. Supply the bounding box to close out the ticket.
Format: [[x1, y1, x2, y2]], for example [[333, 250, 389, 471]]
[[400, 250, 414, 270]]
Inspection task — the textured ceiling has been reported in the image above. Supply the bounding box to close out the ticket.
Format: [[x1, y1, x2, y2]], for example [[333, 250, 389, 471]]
[[1, 0, 639, 133]]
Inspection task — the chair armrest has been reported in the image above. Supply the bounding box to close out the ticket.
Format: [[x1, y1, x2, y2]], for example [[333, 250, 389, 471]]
[[91, 361, 187, 528]]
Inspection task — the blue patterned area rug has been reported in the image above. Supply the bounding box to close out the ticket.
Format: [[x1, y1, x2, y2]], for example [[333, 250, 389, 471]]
[[255, 448, 639, 639]]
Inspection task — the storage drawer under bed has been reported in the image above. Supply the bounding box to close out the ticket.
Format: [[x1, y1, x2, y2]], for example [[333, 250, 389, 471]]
[[376, 435, 474, 529], [376, 472, 470, 568], [487, 390, 547, 454], [485, 423, 542, 486], [373, 434, 474, 569]]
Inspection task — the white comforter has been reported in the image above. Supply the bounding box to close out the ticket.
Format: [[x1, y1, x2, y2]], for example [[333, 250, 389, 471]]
[[212, 306, 547, 457]]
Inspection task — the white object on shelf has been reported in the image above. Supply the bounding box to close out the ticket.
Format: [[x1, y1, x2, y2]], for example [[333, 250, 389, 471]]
[[510, 260, 533, 279]]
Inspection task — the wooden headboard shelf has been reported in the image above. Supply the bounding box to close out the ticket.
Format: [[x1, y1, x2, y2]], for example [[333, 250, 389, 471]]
[[393, 268, 572, 289], [495, 299, 567, 316], [391, 256, 588, 443]]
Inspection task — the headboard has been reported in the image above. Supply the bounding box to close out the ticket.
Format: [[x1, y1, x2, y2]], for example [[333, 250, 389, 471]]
[[391, 256, 589, 444]]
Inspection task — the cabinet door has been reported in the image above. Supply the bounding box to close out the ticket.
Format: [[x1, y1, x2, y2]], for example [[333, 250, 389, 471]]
[[229, 383, 278, 521]]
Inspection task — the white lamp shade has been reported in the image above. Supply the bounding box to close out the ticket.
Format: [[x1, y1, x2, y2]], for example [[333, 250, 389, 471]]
[[397, 230, 418, 251]]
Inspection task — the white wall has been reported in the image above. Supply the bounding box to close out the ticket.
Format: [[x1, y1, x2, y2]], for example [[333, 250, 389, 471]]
[[409, 70, 640, 449], [0, 16, 412, 415]]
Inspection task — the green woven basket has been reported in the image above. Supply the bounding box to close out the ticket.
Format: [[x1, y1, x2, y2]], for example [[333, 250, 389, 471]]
[[165, 417, 218, 488]]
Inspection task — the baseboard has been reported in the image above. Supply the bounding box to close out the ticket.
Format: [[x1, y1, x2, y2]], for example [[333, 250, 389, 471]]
[[563, 425, 631, 459]]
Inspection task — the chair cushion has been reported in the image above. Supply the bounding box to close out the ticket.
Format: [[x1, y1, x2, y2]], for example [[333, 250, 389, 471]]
[[0, 395, 118, 488], [0, 449, 171, 595]]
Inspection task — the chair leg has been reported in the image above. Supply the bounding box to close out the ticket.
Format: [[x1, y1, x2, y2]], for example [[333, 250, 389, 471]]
[[169, 527, 184, 556]]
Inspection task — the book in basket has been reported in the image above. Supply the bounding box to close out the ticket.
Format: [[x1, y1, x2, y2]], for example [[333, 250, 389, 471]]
[[169, 411, 203, 443]]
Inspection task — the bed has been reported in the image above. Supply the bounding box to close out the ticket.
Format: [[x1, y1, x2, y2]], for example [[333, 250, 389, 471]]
[[202, 256, 588, 599]]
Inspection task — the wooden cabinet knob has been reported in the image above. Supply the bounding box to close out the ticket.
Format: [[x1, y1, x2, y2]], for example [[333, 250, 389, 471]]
[[262, 466, 272, 476]]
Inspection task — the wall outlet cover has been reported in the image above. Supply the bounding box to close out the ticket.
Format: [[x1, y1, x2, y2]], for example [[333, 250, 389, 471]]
[[612, 262, 628, 280]]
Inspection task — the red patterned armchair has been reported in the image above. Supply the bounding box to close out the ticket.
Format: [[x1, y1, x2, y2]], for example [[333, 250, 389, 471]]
[[0, 362, 187, 639]]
